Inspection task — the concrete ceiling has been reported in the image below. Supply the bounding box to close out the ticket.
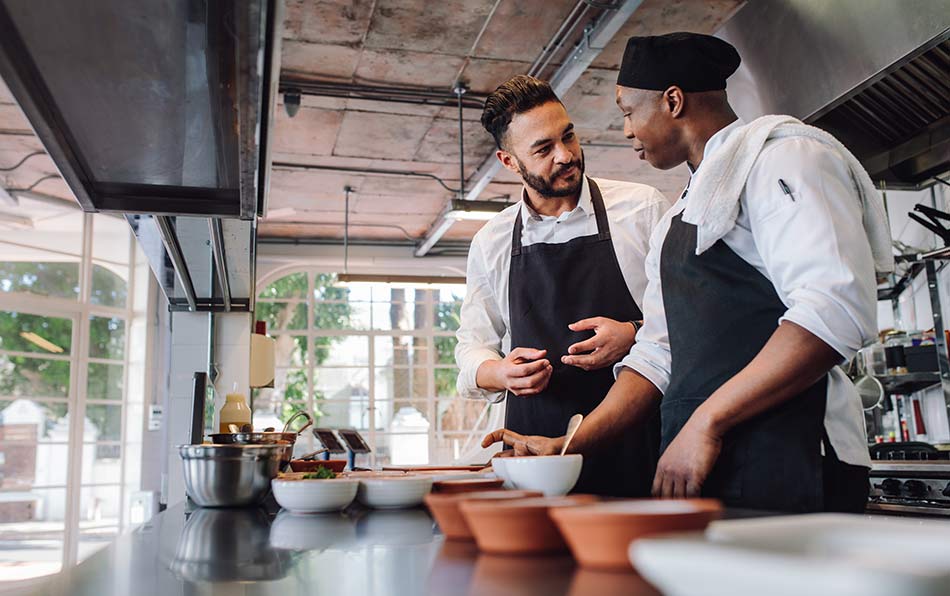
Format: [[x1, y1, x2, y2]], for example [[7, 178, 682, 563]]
[[266, 0, 744, 245], [0, 0, 745, 248]]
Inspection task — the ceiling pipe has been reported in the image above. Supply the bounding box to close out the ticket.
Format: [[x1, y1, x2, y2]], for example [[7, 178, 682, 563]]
[[414, 0, 645, 257]]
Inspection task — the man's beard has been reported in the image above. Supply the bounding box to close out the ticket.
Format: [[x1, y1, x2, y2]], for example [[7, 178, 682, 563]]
[[515, 152, 585, 198]]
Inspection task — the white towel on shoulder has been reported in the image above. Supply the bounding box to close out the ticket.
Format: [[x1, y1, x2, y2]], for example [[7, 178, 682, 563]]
[[681, 115, 895, 274]]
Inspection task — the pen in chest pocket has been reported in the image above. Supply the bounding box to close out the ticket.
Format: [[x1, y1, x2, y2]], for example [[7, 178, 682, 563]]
[[778, 178, 795, 201]]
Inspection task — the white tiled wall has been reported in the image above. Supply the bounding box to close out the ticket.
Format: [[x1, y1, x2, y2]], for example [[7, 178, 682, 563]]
[[164, 312, 211, 507]]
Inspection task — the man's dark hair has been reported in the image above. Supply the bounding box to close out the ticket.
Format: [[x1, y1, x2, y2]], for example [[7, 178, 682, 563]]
[[480, 75, 561, 150]]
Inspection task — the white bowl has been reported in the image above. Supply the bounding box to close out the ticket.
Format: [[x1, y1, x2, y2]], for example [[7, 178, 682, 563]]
[[356, 508, 437, 546], [491, 458, 516, 489], [269, 509, 357, 551], [357, 475, 434, 509], [503, 454, 583, 496], [271, 478, 359, 513]]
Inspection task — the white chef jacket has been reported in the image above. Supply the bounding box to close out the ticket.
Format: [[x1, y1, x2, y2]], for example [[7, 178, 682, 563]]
[[616, 119, 875, 468], [456, 175, 670, 403]]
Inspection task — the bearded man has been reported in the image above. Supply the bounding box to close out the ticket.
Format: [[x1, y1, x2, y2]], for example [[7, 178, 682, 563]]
[[455, 75, 668, 496]]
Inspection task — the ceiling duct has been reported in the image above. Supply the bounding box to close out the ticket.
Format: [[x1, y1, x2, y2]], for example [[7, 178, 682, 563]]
[[719, 1, 950, 189]]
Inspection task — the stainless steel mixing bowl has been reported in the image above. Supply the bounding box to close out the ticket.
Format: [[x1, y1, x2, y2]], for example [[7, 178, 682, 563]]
[[179, 444, 285, 507]]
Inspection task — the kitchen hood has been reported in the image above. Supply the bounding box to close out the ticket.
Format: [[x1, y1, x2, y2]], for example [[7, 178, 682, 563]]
[[0, 0, 278, 218], [719, 1, 949, 189], [0, 0, 282, 311]]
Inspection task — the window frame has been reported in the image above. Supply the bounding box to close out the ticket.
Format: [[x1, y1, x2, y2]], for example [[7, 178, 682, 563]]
[[255, 268, 488, 466], [0, 211, 146, 578]]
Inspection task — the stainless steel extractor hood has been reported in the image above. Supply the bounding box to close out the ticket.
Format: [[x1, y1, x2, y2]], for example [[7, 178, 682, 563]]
[[0, 0, 282, 312], [0, 0, 278, 218], [719, 1, 950, 189]]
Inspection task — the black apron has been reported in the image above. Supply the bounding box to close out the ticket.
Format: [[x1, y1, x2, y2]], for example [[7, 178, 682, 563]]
[[659, 212, 827, 512], [505, 178, 660, 497]]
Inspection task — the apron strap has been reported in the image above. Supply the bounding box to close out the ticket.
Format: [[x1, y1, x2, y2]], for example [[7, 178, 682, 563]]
[[588, 178, 611, 241], [511, 205, 525, 257], [510, 177, 611, 256]]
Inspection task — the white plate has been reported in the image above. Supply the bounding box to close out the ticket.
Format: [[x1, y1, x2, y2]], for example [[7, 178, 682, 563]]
[[357, 475, 434, 509], [630, 513, 950, 596], [271, 478, 358, 514]]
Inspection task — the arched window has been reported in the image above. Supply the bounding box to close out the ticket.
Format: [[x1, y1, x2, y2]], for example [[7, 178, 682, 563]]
[[254, 270, 495, 466], [0, 197, 149, 582]]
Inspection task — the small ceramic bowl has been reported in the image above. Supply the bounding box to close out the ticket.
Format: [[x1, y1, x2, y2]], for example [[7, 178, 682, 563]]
[[433, 478, 505, 494], [490, 458, 516, 489], [357, 475, 434, 509], [424, 490, 542, 540], [288, 459, 347, 473], [271, 477, 359, 514], [503, 454, 583, 496], [459, 494, 599, 554], [549, 499, 723, 570]]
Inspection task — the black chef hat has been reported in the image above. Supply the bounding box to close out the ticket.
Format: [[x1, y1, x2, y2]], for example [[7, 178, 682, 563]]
[[617, 32, 741, 92]]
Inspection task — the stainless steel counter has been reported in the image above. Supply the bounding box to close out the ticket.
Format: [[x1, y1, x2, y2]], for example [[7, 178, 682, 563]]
[[26, 501, 784, 596]]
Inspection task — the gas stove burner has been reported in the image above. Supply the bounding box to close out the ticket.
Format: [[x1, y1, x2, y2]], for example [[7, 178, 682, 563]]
[[868, 453, 950, 516]]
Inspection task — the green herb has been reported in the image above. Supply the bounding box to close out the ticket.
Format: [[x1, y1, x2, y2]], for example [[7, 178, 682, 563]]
[[301, 467, 336, 479]]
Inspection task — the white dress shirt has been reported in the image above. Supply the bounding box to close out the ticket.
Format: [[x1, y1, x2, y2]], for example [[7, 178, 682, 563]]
[[456, 176, 670, 402], [617, 119, 875, 468]]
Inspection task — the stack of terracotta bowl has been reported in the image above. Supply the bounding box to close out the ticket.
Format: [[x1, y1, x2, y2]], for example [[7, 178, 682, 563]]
[[425, 485, 722, 571]]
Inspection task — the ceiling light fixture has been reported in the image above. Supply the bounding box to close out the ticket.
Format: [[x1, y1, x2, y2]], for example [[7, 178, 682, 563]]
[[0, 210, 33, 229], [443, 198, 507, 221], [0, 185, 17, 207], [20, 331, 64, 353], [284, 89, 301, 118], [336, 273, 466, 288]]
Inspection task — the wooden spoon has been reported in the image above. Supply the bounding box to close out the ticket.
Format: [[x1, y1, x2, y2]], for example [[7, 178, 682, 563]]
[[560, 414, 584, 456]]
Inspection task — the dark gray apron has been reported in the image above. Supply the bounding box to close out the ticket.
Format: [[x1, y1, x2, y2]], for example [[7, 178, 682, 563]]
[[505, 178, 660, 497], [659, 212, 826, 512]]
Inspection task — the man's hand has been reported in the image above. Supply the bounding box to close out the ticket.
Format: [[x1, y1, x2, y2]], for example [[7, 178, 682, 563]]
[[481, 428, 565, 456], [476, 347, 553, 396], [561, 317, 638, 371], [652, 417, 722, 498]]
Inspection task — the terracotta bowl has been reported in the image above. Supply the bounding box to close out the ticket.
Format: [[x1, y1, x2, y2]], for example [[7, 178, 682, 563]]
[[459, 495, 599, 555], [288, 459, 347, 473], [549, 499, 723, 571], [433, 478, 505, 494], [423, 490, 542, 540]]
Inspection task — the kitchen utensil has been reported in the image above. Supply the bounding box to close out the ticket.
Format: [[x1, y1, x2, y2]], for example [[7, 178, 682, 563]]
[[208, 412, 313, 463], [560, 413, 583, 456], [282, 410, 314, 434], [854, 374, 884, 410], [459, 495, 598, 555], [297, 448, 329, 461], [270, 477, 359, 513], [424, 490, 542, 540], [178, 444, 286, 507], [356, 475, 434, 509], [502, 454, 583, 496], [550, 499, 722, 570]]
